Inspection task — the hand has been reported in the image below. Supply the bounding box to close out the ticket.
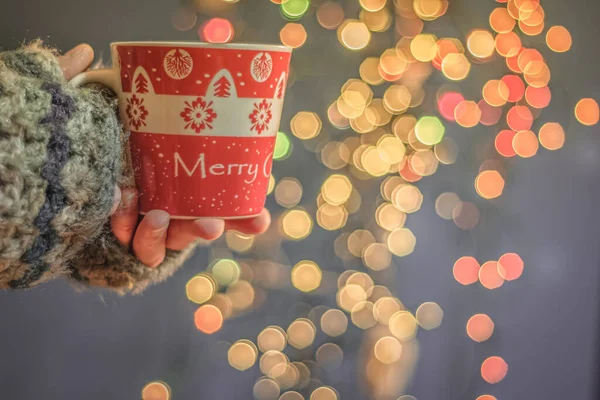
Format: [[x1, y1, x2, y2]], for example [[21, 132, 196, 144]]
[[59, 44, 271, 268]]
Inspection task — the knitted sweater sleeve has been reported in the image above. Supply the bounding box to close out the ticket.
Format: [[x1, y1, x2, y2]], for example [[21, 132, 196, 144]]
[[0, 42, 197, 294]]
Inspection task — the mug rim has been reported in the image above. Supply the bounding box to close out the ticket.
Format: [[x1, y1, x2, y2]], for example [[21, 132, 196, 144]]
[[110, 41, 292, 53]]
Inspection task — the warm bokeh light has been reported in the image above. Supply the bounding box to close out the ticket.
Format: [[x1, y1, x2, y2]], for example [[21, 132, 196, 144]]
[[482, 79, 509, 107], [338, 20, 371, 50], [497, 253, 524, 281], [525, 85, 551, 109], [291, 111, 322, 139], [415, 302, 444, 330], [546, 25, 572, 52], [538, 122, 565, 150], [228, 340, 258, 371], [275, 177, 303, 208], [506, 105, 533, 131], [495, 32, 522, 58], [437, 91, 464, 122], [291, 260, 323, 292], [441, 53, 471, 81], [389, 311, 418, 340], [453, 256, 480, 285], [322, 174, 353, 206], [281, 209, 313, 240], [142, 382, 171, 400], [317, 1, 345, 30], [467, 29, 495, 58], [315, 343, 344, 371], [454, 100, 481, 128], [475, 170, 505, 199], [211, 258, 241, 286], [253, 378, 281, 400], [411, 34, 438, 62], [374, 336, 403, 364], [512, 129, 539, 158], [186, 274, 215, 304], [481, 356, 508, 384], [257, 326, 287, 353], [287, 318, 317, 349], [489, 7, 516, 33], [373, 296, 403, 325], [321, 309, 348, 337], [392, 184, 423, 213], [467, 314, 495, 342], [202, 18, 234, 43], [362, 242, 392, 271], [435, 192, 461, 220], [479, 261, 505, 290], [575, 98, 599, 126], [280, 23, 308, 48], [495, 129, 517, 157], [452, 201, 480, 230]]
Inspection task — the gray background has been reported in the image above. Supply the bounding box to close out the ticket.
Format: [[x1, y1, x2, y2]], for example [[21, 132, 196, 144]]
[[0, 0, 599, 399]]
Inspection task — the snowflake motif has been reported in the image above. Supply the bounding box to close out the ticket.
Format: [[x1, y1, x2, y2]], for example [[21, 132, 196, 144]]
[[249, 99, 273, 135], [180, 97, 217, 134], [126, 94, 149, 130]]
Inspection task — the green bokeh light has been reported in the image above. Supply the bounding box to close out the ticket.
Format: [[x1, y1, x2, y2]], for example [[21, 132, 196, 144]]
[[274, 131, 292, 160], [211, 259, 240, 287], [281, 0, 310, 21], [415, 116, 446, 145]]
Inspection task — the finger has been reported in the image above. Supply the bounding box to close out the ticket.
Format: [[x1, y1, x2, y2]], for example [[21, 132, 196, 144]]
[[225, 209, 271, 235], [132, 210, 170, 268], [166, 218, 225, 251], [58, 44, 94, 81], [110, 186, 122, 215], [110, 187, 139, 247]]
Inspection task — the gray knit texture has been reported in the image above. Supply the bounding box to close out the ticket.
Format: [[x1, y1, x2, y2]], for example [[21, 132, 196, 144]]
[[0, 41, 196, 294]]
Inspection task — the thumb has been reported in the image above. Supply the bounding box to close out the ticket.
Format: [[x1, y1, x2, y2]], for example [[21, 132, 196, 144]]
[[58, 44, 94, 81]]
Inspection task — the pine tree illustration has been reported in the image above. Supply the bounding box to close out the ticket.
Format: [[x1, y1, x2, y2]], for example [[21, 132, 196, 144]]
[[214, 76, 232, 97], [165, 49, 193, 79], [276, 77, 285, 99], [135, 73, 149, 93]]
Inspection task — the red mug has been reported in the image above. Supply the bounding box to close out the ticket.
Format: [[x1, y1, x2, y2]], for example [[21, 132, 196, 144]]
[[72, 41, 292, 219]]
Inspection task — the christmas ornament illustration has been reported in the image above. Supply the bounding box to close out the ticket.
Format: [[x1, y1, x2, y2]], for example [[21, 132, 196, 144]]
[[164, 48, 193, 80], [249, 99, 273, 135], [126, 94, 149, 130], [180, 97, 217, 134], [132, 66, 155, 94], [250, 52, 273, 82]]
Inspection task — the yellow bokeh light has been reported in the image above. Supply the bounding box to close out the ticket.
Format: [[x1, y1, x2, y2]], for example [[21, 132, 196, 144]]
[[186, 274, 216, 304], [441, 53, 471, 81], [415, 302, 444, 330], [377, 134, 406, 164], [225, 230, 255, 253], [253, 378, 281, 400], [316, 203, 348, 230], [275, 177, 303, 208], [373, 296, 404, 325], [291, 111, 322, 140], [410, 34, 438, 62], [410, 150, 439, 176], [347, 229, 376, 257], [380, 48, 410, 76], [310, 386, 338, 400], [475, 170, 505, 199], [337, 283, 367, 312], [228, 340, 258, 371], [362, 242, 392, 271], [467, 29, 495, 58], [376, 202, 407, 231], [387, 228, 416, 256], [374, 336, 403, 364], [287, 318, 317, 349], [257, 326, 287, 353], [434, 137, 458, 164], [360, 57, 385, 85], [383, 85, 412, 114], [268, 175, 276, 195], [360, 0, 386, 12], [321, 141, 351, 170], [321, 174, 353, 206], [281, 209, 313, 240], [338, 20, 371, 50], [389, 310, 418, 340], [226, 280, 255, 311], [351, 301, 377, 329], [392, 184, 423, 213], [211, 258, 241, 287], [538, 122, 565, 150], [291, 260, 323, 293], [321, 309, 348, 337], [435, 192, 460, 220]]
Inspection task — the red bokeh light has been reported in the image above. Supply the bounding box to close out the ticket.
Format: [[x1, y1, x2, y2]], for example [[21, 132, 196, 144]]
[[201, 18, 235, 44], [438, 91, 465, 122]]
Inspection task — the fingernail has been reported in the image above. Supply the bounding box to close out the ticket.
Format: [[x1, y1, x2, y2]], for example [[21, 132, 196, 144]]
[[110, 187, 122, 214], [195, 218, 225, 239], [119, 188, 137, 210], [147, 210, 170, 234]]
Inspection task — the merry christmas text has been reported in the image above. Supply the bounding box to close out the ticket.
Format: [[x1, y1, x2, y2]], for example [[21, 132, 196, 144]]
[[174, 152, 272, 184]]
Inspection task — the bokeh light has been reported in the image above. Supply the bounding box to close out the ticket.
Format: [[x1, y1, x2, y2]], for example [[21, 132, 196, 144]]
[[194, 304, 223, 334], [274, 131, 292, 161], [452, 201, 480, 230], [253, 378, 281, 400], [338, 20, 371, 50], [479, 261, 505, 290], [292, 111, 322, 139], [211, 258, 241, 286], [281, 209, 313, 240], [467, 29, 495, 58], [321, 309, 348, 337], [546, 25, 572, 52], [575, 98, 599, 126], [467, 314, 495, 342], [186, 274, 216, 304], [374, 336, 403, 364], [280, 23, 308, 48], [538, 122, 565, 150], [415, 302, 444, 330], [453, 256, 480, 285], [495, 129, 517, 157], [316, 343, 344, 371], [281, 0, 310, 20], [275, 177, 303, 208], [497, 253, 524, 281], [454, 100, 481, 128], [257, 326, 287, 353], [512, 130, 539, 158], [287, 318, 317, 349], [291, 261, 323, 292], [317, 2, 345, 30], [489, 7, 516, 33], [475, 170, 505, 199], [481, 356, 508, 384], [142, 382, 171, 400], [202, 18, 234, 43], [415, 116, 445, 145], [441, 53, 471, 81], [389, 311, 418, 340]]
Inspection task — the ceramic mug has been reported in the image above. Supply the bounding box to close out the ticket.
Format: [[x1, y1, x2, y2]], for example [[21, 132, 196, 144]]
[[72, 41, 292, 219]]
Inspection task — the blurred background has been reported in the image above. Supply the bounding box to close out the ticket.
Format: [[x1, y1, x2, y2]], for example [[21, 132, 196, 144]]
[[1, 0, 599, 399]]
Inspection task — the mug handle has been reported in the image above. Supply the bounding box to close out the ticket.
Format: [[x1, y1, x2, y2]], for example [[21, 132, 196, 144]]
[[70, 68, 136, 187], [70, 68, 121, 93]]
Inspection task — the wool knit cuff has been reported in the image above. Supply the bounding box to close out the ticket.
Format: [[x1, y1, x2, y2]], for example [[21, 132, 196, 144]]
[[0, 41, 196, 293]]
